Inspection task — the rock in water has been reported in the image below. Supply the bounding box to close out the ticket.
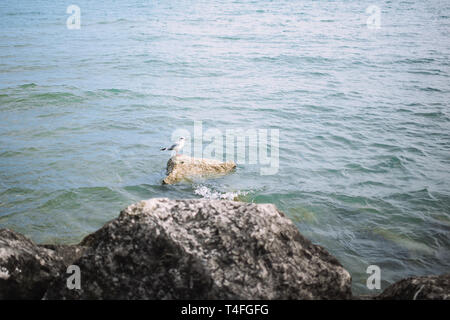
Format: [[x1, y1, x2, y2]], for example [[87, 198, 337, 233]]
[[377, 274, 450, 300], [162, 155, 236, 184], [44, 198, 352, 299], [0, 229, 84, 299]]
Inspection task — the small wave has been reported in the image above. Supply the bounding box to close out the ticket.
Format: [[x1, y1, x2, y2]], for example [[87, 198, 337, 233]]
[[5, 11, 42, 16], [373, 155, 408, 171], [413, 111, 445, 118], [193, 185, 248, 201], [30, 92, 81, 100], [394, 58, 435, 64], [19, 83, 38, 89], [407, 70, 443, 76], [251, 55, 334, 65], [96, 18, 130, 25], [95, 88, 146, 99], [417, 87, 443, 92]]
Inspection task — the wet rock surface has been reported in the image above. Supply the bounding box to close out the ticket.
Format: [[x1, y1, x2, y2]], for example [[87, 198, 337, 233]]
[[44, 198, 352, 299], [0, 229, 84, 299], [376, 274, 450, 300], [163, 155, 236, 184]]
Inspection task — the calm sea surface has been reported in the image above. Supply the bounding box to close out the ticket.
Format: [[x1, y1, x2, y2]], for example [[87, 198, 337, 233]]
[[1, 0, 449, 294]]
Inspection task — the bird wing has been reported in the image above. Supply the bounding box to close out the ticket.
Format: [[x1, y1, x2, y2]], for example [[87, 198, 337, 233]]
[[167, 142, 178, 150]]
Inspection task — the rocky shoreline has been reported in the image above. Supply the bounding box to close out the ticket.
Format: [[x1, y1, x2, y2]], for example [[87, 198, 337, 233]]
[[0, 198, 448, 300]]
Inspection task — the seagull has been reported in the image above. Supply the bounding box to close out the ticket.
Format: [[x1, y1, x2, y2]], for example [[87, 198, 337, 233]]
[[160, 137, 185, 156]]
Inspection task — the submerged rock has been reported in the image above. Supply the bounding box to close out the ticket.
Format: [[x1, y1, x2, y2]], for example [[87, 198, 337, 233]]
[[0, 229, 84, 299], [44, 198, 352, 299], [162, 155, 236, 184], [377, 274, 450, 300]]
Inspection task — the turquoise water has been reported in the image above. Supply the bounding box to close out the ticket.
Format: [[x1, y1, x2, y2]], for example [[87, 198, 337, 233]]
[[1, 0, 449, 295]]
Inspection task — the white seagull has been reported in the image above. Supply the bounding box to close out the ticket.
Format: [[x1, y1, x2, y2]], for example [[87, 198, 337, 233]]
[[160, 137, 185, 156]]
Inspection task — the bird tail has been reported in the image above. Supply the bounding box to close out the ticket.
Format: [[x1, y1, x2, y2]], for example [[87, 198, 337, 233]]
[[160, 147, 167, 151]]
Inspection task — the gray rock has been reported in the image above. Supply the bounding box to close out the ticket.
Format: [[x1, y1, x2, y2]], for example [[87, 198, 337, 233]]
[[163, 155, 236, 184], [39, 244, 87, 267], [44, 198, 352, 299], [0, 229, 83, 299], [377, 274, 450, 300]]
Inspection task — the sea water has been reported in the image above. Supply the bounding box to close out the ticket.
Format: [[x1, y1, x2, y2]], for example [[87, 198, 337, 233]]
[[0, 0, 449, 295]]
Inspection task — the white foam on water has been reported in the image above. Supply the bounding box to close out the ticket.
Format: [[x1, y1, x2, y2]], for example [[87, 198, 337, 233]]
[[193, 185, 248, 201]]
